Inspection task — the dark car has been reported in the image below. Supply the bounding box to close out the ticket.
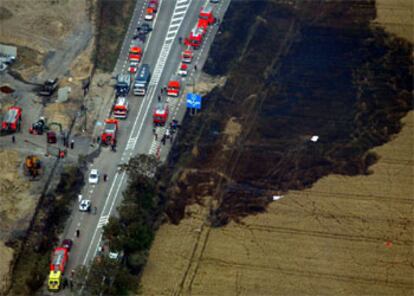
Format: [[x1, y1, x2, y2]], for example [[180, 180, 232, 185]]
[[137, 23, 152, 34], [62, 239, 73, 251]]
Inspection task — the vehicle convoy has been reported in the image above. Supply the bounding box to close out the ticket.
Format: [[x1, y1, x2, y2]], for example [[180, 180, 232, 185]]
[[134, 64, 151, 96], [101, 119, 118, 146], [153, 102, 169, 126], [113, 97, 129, 119], [115, 74, 131, 97], [48, 242, 72, 291], [182, 50, 193, 63], [167, 80, 181, 97], [1, 106, 22, 133], [38, 78, 59, 97]]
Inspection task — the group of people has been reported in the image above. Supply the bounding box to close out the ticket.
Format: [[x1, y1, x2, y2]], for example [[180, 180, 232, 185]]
[[160, 119, 180, 145]]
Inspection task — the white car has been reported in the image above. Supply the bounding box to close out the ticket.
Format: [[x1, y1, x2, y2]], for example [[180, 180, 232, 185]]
[[79, 199, 91, 212], [88, 169, 100, 184]]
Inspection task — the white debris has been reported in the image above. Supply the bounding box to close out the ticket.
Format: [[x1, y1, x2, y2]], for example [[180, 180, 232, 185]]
[[310, 135, 319, 142], [272, 195, 283, 201]]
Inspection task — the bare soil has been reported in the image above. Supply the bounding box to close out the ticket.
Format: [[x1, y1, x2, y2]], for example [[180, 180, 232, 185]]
[[0, 149, 37, 293]]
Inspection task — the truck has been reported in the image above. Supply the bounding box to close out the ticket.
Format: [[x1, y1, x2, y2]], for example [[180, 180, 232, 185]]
[[148, 0, 159, 12], [47, 246, 69, 291], [113, 97, 129, 119], [182, 50, 193, 63], [167, 80, 181, 97], [153, 102, 169, 126], [101, 119, 118, 146], [134, 64, 151, 96], [115, 73, 131, 97], [184, 26, 205, 49], [198, 5, 216, 28], [38, 78, 59, 97], [1, 106, 22, 133]]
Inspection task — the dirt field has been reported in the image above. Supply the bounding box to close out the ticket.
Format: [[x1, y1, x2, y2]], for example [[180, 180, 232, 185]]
[[374, 0, 413, 42], [0, 149, 37, 293], [0, 0, 93, 81], [140, 108, 413, 295]]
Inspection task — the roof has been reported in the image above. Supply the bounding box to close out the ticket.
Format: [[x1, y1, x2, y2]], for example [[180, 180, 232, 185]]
[[115, 97, 127, 106], [52, 249, 66, 267], [200, 5, 213, 15], [3, 107, 20, 123], [168, 81, 180, 88], [190, 26, 204, 37], [130, 46, 142, 53], [104, 123, 117, 133], [155, 103, 167, 114], [117, 74, 131, 84]]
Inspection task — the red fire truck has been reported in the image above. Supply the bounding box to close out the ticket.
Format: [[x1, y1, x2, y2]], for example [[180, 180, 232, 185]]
[[101, 119, 119, 146], [48, 246, 69, 291], [1, 106, 22, 133], [167, 80, 181, 97], [113, 97, 129, 119], [153, 102, 169, 126], [199, 5, 216, 26], [184, 26, 205, 49]]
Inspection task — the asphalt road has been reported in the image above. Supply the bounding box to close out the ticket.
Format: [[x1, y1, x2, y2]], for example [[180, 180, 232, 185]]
[[59, 0, 231, 287]]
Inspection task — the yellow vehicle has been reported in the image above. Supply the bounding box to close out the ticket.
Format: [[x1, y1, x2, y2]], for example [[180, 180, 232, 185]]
[[48, 270, 62, 291]]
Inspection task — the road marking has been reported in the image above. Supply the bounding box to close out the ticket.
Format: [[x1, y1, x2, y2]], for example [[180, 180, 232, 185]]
[[126, 136, 138, 150], [97, 215, 110, 228]]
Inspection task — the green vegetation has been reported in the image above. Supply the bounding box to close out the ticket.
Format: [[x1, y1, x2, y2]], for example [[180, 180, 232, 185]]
[[95, 0, 136, 71], [84, 155, 162, 294], [8, 164, 85, 295]]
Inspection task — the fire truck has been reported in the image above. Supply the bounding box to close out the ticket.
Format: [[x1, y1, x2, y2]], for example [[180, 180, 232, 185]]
[[47, 246, 69, 291], [167, 80, 181, 97], [198, 5, 216, 28], [184, 26, 205, 49], [182, 50, 193, 63], [129, 46, 142, 62], [101, 119, 118, 146], [153, 102, 169, 126], [1, 106, 22, 133], [113, 97, 129, 119]]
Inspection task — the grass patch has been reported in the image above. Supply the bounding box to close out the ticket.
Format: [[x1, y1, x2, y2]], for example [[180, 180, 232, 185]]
[[95, 0, 136, 72]]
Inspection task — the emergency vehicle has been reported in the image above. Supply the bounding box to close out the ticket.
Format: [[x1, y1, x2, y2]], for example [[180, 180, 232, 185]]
[[1, 106, 22, 133], [145, 7, 155, 20], [167, 80, 181, 97], [101, 119, 118, 146], [178, 64, 188, 76], [198, 5, 216, 27], [48, 246, 69, 291], [148, 0, 158, 12], [153, 102, 169, 126], [184, 26, 205, 49], [129, 46, 142, 63], [113, 97, 129, 119], [182, 50, 193, 63]]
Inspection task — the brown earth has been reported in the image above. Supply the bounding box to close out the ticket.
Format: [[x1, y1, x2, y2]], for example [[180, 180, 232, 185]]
[[374, 0, 413, 43], [0, 150, 37, 293]]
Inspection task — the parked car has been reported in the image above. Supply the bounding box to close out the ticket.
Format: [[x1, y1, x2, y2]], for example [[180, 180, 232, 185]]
[[88, 169, 100, 184], [62, 239, 73, 251], [79, 199, 91, 212]]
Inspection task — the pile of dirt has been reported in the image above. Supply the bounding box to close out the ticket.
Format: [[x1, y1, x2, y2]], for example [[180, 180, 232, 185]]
[[43, 102, 75, 131]]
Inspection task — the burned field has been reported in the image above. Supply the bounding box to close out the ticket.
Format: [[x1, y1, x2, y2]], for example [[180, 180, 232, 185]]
[[164, 0, 413, 225]]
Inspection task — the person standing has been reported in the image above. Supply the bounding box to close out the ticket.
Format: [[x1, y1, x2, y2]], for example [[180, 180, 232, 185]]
[[70, 139, 74, 149], [11, 135, 15, 143]]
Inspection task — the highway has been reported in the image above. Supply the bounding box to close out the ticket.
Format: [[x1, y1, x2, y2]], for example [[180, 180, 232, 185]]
[[59, 0, 231, 287]]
